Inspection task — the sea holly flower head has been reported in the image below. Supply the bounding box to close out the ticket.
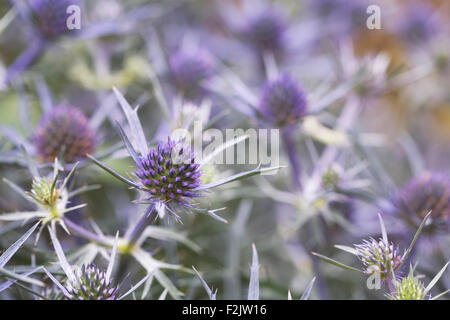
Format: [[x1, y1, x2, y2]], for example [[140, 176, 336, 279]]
[[242, 9, 286, 53], [89, 88, 282, 223], [259, 74, 307, 127], [27, 176, 68, 220], [354, 238, 404, 279], [0, 159, 89, 230], [28, 0, 81, 39], [135, 138, 202, 209], [387, 269, 425, 300], [33, 105, 95, 164], [170, 49, 215, 101], [312, 213, 433, 285], [400, 2, 438, 44], [63, 263, 119, 300], [387, 263, 450, 300], [391, 172, 450, 235]]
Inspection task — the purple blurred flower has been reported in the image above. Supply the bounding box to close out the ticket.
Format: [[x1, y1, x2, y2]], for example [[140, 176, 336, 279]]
[[170, 49, 215, 101], [241, 9, 286, 53], [135, 138, 202, 210], [392, 172, 450, 235], [310, 0, 368, 32], [63, 263, 118, 300], [33, 105, 95, 164], [259, 74, 307, 127], [28, 0, 80, 39], [400, 2, 438, 44]]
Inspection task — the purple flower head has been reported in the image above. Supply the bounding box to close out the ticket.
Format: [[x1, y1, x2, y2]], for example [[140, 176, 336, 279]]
[[63, 263, 118, 300], [28, 0, 80, 38], [355, 238, 404, 280], [170, 49, 215, 101], [242, 9, 286, 53], [310, 0, 368, 31], [259, 74, 307, 127], [135, 138, 202, 209], [400, 3, 438, 44], [33, 105, 95, 164], [391, 172, 450, 235]]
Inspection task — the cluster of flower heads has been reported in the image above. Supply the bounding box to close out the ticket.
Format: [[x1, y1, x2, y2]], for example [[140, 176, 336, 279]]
[[354, 238, 404, 279], [259, 74, 307, 127], [392, 172, 450, 234], [170, 50, 215, 101], [135, 138, 202, 208], [63, 264, 119, 300], [33, 105, 95, 164], [28, 0, 80, 39]]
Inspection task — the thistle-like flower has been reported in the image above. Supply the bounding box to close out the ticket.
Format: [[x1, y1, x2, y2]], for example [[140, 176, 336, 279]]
[[28, 0, 80, 39], [391, 172, 450, 235], [354, 238, 404, 279], [33, 105, 95, 164], [89, 88, 281, 223], [170, 50, 215, 101], [242, 9, 285, 53], [63, 264, 119, 300], [387, 270, 425, 300], [0, 159, 89, 233], [259, 74, 307, 127], [399, 3, 438, 44], [387, 263, 450, 300], [135, 138, 201, 210]]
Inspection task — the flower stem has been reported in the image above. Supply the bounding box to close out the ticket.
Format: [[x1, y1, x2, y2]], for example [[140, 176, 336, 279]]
[[63, 218, 110, 246], [126, 204, 157, 246], [282, 128, 302, 190]]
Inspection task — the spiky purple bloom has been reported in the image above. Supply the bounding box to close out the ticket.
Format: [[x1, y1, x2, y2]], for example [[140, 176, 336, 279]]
[[400, 3, 438, 44], [28, 0, 80, 38], [242, 9, 285, 53], [391, 172, 450, 235], [63, 264, 118, 300], [259, 74, 307, 127], [135, 138, 202, 210], [170, 50, 215, 101], [33, 105, 95, 164], [355, 238, 404, 279]]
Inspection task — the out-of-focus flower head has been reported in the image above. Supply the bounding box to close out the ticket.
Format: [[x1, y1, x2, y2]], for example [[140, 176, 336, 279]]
[[63, 263, 118, 300], [399, 2, 438, 44], [391, 172, 450, 235], [310, 0, 367, 31], [241, 8, 286, 53], [28, 0, 81, 39], [33, 105, 95, 164], [354, 237, 404, 280], [170, 49, 215, 101], [258, 74, 307, 127], [328, 197, 355, 219], [135, 138, 202, 211]]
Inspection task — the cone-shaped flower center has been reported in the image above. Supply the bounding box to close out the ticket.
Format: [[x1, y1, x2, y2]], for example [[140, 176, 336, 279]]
[[354, 238, 404, 279], [64, 264, 118, 300], [136, 139, 201, 205]]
